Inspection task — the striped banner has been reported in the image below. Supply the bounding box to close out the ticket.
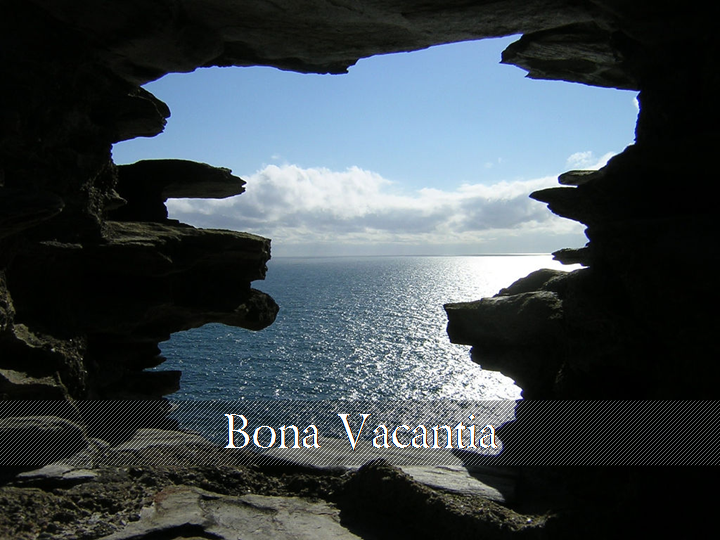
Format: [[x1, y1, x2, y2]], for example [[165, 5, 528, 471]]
[[1, 400, 717, 467]]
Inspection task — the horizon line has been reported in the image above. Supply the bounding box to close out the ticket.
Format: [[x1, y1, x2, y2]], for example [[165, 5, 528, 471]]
[[270, 252, 557, 259]]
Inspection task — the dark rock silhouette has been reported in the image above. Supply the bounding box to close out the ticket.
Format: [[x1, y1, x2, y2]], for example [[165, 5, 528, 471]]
[[111, 159, 247, 222], [1, 1, 718, 537]]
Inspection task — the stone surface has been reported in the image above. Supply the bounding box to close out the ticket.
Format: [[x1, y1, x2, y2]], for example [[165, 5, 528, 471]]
[[20, 0, 598, 82], [262, 436, 515, 503], [340, 460, 544, 538], [401, 465, 514, 503], [551, 246, 589, 265], [100, 486, 362, 540], [496, 268, 567, 296], [0, 368, 67, 399], [15, 462, 98, 486], [501, 21, 637, 89], [0, 456, 545, 540], [557, 169, 603, 186], [110, 428, 215, 453], [446, 291, 564, 346]]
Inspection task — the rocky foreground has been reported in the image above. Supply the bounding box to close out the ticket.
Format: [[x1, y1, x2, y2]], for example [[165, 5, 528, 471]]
[[0, 434, 543, 540], [3, 447, 707, 539], [3, 464, 542, 540], [0, 424, 709, 539]]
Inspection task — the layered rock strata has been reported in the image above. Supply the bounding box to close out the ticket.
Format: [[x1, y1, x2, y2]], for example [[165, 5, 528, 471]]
[[0, 0, 281, 407], [1, 0, 719, 536], [111, 159, 247, 222], [3, 1, 715, 403], [447, 34, 720, 399], [1, 155, 277, 402]]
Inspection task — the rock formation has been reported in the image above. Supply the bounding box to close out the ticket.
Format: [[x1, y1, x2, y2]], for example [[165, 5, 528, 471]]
[[448, 14, 720, 399], [0, 0, 283, 405], [1, 0, 719, 537]]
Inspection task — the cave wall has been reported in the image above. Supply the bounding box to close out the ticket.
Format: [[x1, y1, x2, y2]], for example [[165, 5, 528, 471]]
[[1, 0, 718, 407], [447, 2, 720, 399]]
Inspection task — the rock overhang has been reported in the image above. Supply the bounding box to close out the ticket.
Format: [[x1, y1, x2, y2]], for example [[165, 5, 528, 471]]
[[1, 2, 719, 536], [0, 0, 716, 426]]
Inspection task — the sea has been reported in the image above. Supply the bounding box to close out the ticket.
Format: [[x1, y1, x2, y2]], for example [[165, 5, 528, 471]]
[[157, 255, 575, 403]]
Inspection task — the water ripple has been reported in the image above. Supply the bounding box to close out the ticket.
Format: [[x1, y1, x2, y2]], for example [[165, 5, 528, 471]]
[[159, 256, 576, 400]]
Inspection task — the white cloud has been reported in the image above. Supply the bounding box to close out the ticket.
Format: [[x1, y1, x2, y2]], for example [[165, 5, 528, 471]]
[[566, 151, 594, 168], [166, 163, 588, 255], [566, 151, 615, 170]]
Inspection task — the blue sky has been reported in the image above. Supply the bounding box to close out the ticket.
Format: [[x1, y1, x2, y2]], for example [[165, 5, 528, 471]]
[[112, 36, 639, 257]]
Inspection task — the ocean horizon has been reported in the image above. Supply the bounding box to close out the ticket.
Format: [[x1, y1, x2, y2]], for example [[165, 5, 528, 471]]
[[158, 254, 577, 403]]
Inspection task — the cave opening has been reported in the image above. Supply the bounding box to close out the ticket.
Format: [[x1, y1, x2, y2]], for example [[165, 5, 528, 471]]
[[4, 5, 719, 538], [110, 36, 638, 403]]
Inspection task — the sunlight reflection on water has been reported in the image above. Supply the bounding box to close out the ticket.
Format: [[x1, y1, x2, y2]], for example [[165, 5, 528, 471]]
[[160, 255, 578, 401]]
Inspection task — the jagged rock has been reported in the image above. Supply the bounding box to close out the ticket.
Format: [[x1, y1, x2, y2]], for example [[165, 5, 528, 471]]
[[121, 160, 246, 200], [532, 140, 720, 228], [111, 159, 246, 222], [0, 323, 87, 398], [501, 22, 637, 89], [398, 465, 514, 503], [557, 169, 604, 186], [106, 87, 171, 142], [23, 1, 600, 83], [6, 220, 277, 398], [0, 272, 13, 333], [445, 292, 564, 349], [14, 462, 98, 487], [90, 342, 167, 372], [102, 370, 182, 399], [552, 246, 590, 265], [109, 428, 214, 453], [88, 221, 277, 335], [530, 186, 587, 224], [0, 368, 66, 400], [496, 268, 566, 296], [340, 460, 544, 538], [445, 292, 565, 397], [261, 435, 516, 503], [1, 0, 716, 406]]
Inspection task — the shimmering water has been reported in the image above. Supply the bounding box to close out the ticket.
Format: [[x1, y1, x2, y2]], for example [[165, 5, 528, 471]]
[[159, 255, 574, 401]]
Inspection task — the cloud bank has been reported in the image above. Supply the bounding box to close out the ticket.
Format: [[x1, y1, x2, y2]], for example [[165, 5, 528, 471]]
[[167, 162, 594, 256], [566, 151, 615, 169]]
